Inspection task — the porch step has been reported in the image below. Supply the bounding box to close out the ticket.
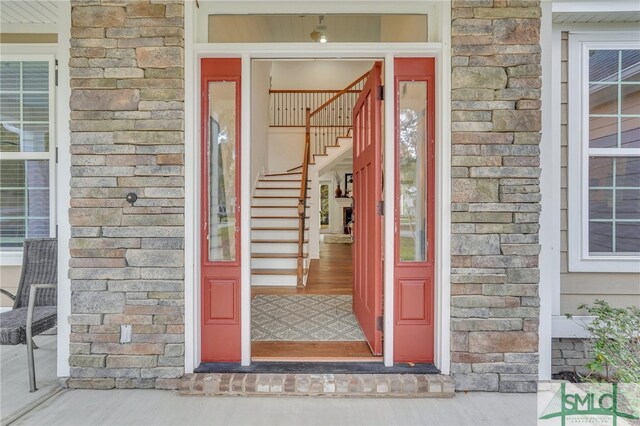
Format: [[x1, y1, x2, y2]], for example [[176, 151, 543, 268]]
[[179, 373, 455, 397]]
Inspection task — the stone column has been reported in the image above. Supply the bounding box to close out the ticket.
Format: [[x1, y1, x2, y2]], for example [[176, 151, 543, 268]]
[[450, 0, 542, 392], [68, 0, 185, 390]]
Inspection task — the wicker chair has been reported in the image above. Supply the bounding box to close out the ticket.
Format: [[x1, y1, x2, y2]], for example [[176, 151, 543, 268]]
[[0, 238, 57, 392]]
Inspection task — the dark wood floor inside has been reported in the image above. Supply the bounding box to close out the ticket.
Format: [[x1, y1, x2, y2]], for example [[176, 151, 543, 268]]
[[252, 240, 377, 360]]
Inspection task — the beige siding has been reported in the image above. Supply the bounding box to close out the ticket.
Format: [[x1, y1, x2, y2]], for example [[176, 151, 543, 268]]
[[0, 33, 57, 43], [559, 32, 640, 314], [0, 265, 20, 307]]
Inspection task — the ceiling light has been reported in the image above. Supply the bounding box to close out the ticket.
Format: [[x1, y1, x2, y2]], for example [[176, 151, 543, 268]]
[[310, 16, 328, 43]]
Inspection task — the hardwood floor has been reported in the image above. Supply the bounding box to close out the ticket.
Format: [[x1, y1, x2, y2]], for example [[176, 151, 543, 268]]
[[251, 240, 378, 360], [251, 241, 353, 296]]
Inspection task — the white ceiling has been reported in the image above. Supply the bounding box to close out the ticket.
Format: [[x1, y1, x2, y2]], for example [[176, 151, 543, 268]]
[[0, 1, 57, 24]]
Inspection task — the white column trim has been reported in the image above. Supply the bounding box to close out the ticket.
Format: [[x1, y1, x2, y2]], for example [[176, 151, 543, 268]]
[[56, 0, 71, 378], [241, 55, 252, 366], [383, 54, 395, 367], [538, 0, 556, 381], [184, 0, 197, 374]]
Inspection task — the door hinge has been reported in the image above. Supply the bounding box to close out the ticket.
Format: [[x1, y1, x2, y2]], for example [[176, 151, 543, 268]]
[[55, 59, 58, 87], [377, 85, 384, 100], [377, 200, 384, 216], [376, 316, 384, 331], [55, 147, 58, 163]]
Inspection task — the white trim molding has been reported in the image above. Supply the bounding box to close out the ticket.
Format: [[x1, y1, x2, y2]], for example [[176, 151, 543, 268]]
[[552, 315, 594, 339], [567, 31, 640, 273]]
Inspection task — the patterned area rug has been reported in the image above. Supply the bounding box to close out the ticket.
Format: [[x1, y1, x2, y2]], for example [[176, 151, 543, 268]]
[[251, 295, 365, 341]]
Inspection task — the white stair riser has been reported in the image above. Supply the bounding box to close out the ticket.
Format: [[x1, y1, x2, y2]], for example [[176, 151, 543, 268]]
[[251, 275, 298, 286], [252, 230, 308, 240], [254, 188, 301, 197], [251, 207, 300, 217], [252, 197, 302, 207], [251, 258, 298, 269], [262, 174, 303, 181], [258, 180, 307, 189], [251, 242, 307, 253], [251, 218, 299, 227]]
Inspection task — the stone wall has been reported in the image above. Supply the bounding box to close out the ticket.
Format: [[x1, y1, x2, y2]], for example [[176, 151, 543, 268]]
[[450, 0, 542, 392], [552, 338, 591, 376], [68, 0, 185, 390]]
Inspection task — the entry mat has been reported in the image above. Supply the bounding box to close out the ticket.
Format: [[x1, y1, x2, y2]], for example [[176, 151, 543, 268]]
[[195, 362, 441, 375], [251, 295, 366, 342]]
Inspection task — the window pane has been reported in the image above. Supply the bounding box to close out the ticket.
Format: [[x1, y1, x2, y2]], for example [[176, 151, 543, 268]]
[[616, 223, 640, 253], [589, 84, 617, 115], [589, 189, 613, 219], [208, 81, 236, 262], [0, 122, 20, 152], [616, 190, 640, 220], [0, 159, 50, 248], [0, 61, 49, 153], [209, 14, 428, 43], [616, 157, 640, 187], [398, 81, 427, 262], [621, 117, 640, 148], [589, 221, 613, 253], [621, 50, 640, 82], [589, 50, 619, 82], [0, 62, 20, 91], [621, 83, 640, 115], [589, 157, 613, 187], [589, 116, 617, 148], [22, 62, 48, 92]]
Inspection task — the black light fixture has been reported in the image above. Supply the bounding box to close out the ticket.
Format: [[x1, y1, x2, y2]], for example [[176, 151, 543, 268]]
[[310, 16, 328, 43]]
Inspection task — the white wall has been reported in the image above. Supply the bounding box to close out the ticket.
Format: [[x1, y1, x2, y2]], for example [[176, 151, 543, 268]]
[[268, 128, 306, 173], [251, 60, 272, 186], [270, 60, 373, 90]]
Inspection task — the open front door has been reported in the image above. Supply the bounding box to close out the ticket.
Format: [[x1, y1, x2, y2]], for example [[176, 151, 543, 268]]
[[201, 58, 242, 362], [352, 62, 383, 355]]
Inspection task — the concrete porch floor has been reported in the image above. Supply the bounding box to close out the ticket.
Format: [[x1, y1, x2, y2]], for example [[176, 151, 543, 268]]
[[2, 334, 538, 425]]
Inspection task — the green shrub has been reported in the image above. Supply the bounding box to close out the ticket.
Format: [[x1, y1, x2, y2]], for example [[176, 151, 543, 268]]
[[567, 300, 640, 383]]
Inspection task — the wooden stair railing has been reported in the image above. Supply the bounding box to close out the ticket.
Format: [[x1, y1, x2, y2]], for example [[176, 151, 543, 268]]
[[296, 70, 369, 287]]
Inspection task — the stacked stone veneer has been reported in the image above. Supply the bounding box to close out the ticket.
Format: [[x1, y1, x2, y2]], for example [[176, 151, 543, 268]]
[[552, 338, 592, 376], [450, 0, 542, 392], [68, 0, 185, 390]]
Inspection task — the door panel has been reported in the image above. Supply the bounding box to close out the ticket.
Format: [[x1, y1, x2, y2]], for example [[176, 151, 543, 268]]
[[201, 58, 242, 362], [393, 58, 435, 362], [352, 62, 383, 356]]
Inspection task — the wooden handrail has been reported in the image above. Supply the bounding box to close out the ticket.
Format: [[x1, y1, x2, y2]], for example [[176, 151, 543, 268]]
[[297, 107, 312, 287], [309, 70, 369, 118], [295, 70, 368, 286]]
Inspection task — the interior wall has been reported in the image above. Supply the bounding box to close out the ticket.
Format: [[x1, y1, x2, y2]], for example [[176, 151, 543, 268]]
[[319, 165, 353, 235], [251, 60, 272, 186], [270, 60, 374, 90]]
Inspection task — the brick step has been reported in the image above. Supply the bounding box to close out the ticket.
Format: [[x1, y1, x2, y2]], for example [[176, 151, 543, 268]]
[[179, 373, 454, 397]]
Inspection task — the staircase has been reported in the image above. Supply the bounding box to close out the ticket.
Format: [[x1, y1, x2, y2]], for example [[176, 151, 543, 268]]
[[250, 171, 311, 286]]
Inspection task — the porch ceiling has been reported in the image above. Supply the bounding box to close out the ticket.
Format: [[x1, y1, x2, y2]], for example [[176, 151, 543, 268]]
[[553, 11, 640, 24], [0, 1, 57, 24]]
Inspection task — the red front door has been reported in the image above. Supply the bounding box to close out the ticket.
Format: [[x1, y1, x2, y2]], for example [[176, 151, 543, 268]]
[[201, 58, 242, 362], [352, 62, 383, 356]]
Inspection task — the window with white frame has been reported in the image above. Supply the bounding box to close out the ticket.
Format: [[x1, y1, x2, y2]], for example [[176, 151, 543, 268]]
[[568, 33, 640, 273], [0, 57, 56, 258]]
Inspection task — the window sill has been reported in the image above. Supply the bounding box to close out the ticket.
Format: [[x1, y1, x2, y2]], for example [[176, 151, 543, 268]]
[[0, 251, 23, 266], [568, 256, 640, 273]]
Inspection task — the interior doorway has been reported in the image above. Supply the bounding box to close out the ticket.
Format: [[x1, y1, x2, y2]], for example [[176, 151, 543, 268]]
[[248, 59, 382, 361]]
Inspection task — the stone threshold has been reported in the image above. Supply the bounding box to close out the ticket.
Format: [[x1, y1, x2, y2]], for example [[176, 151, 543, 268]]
[[179, 373, 455, 397]]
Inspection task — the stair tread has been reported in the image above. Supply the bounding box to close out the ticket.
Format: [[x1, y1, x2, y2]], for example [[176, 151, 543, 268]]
[[251, 227, 309, 231], [251, 206, 307, 209], [252, 268, 308, 275], [264, 172, 302, 177], [251, 253, 308, 258], [253, 196, 310, 199], [252, 216, 309, 219], [259, 179, 310, 182], [251, 239, 309, 243], [255, 187, 305, 190]]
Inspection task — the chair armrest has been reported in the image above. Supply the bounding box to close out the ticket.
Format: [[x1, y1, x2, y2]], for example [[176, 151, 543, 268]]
[[0, 288, 16, 301], [26, 284, 56, 339]]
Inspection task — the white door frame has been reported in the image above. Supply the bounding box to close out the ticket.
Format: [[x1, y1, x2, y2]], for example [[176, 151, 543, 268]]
[[184, 17, 451, 374]]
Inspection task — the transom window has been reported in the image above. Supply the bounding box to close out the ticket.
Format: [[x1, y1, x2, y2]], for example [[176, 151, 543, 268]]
[[568, 34, 640, 272]]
